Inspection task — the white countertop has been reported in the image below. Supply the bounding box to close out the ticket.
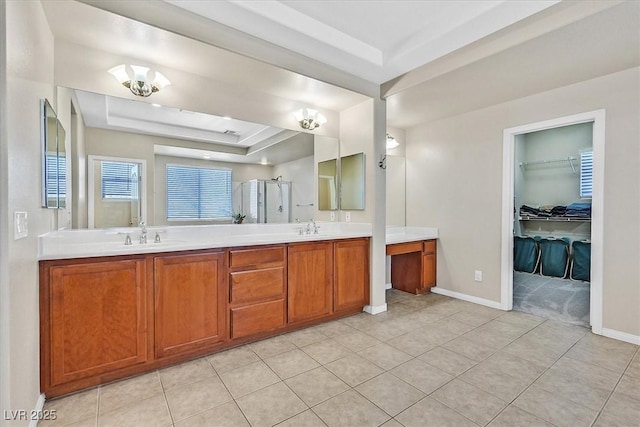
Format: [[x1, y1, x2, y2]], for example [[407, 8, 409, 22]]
[[38, 223, 439, 260], [38, 222, 372, 260], [385, 226, 439, 245]]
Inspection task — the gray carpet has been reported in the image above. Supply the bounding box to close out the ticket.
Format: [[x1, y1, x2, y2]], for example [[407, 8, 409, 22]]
[[513, 271, 590, 327]]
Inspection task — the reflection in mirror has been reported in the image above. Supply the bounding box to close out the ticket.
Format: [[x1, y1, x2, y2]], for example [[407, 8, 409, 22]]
[[42, 99, 66, 209], [67, 88, 333, 228], [317, 159, 338, 210], [340, 152, 365, 210]]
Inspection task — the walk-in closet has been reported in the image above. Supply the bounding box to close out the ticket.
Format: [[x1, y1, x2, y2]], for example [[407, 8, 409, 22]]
[[513, 123, 593, 326]]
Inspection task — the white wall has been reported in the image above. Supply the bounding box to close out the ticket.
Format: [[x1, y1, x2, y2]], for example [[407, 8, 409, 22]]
[[406, 67, 640, 337], [273, 155, 314, 222], [4, 0, 56, 422], [386, 125, 406, 226]]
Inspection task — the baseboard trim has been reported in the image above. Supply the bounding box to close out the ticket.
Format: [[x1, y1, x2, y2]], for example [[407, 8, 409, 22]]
[[364, 304, 388, 315], [431, 287, 503, 310], [385, 282, 392, 289], [601, 328, 640, 345], [29, 393, 46, 427]]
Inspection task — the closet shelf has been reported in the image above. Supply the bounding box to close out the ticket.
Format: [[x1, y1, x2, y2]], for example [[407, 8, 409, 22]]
[[518, 216, 591, 223], [519, 156, 577, 173]]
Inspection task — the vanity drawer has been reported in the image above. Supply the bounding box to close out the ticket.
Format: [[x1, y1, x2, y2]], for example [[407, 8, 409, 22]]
[[230, 299, 285, 339], [230, 267, 284, 304], [229, 246, 285, 269], [423, 240, 437, 254], [386, 241, 422, 256]]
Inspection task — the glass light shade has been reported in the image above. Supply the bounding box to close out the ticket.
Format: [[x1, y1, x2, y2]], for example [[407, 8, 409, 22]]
[[108, 64, 130, 84], [315, 113, 327, 125], [386, 134, 399, 149], [152, 71, 171, 89], [130, 65, 150, 82], [292, 109, 304, 122]]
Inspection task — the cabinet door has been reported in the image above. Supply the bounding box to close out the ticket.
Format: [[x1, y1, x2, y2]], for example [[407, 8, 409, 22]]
[[421, 242, 437, 290], [334, 239, 369, 312], [155, 252, 226, 358], [287, 242, 333, 324], [47, 258, 147, 387]]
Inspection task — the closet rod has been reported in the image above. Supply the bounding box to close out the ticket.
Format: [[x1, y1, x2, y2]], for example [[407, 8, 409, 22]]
[[519, 156, 577, 173]]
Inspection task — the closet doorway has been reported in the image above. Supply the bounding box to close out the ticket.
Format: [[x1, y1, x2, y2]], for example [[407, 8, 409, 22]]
[[501, 110, 605, 334]]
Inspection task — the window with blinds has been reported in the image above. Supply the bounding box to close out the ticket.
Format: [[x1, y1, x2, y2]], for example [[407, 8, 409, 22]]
[[580, 150, 593, 199], [166, 165, 232, 220], [101, 161, 139, 200], [46, 154, 66, 201]]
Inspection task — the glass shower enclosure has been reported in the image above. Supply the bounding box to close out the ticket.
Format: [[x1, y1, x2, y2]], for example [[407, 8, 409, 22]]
[[241, 179, 292, 223]]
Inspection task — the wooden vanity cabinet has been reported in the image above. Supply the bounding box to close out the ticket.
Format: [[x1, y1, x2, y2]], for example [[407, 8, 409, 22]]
[[228, 245, 286, 339], [154, 251, 227, 358], [388, 239, 437, 294], [40, 257, 149, 391], [287, 241, 333, 324], [421, 240, 437, 290], [334, 238, 370, 313]]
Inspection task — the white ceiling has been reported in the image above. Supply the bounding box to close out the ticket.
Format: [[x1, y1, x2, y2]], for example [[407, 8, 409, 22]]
[[165, 0, 559, 83]]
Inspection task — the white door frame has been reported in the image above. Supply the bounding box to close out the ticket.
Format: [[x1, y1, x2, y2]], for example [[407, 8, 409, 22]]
[[501, 110, 605, 335], [88, 155, 147, 229]]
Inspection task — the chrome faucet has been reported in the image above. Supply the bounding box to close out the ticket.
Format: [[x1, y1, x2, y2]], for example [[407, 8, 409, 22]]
[[139, 220, 147, 244], [310, 219, 319, 235]]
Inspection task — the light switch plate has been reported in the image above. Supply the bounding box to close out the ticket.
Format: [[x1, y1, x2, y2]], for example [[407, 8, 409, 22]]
[[474, 270, 483, 282], [329, 212, 336, 221], [345, 212, 351, 222], [14, 211, 28, 240]]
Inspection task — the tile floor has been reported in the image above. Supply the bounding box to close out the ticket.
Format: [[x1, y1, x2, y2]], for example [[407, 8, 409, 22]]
[[41, 290, 639, 427]]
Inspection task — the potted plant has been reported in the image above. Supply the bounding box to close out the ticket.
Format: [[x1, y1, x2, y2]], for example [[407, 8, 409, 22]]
[[233, 213, 246, 224]]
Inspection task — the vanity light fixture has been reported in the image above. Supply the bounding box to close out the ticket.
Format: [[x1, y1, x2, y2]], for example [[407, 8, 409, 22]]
[[386, 133, 400, 149], [108, 64, 171, 98], [293, 108, 327, 131]]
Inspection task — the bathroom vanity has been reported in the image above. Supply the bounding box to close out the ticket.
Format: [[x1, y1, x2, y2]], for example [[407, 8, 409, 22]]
[[386, 227, 439, 294], [38, 223, 370, 397]]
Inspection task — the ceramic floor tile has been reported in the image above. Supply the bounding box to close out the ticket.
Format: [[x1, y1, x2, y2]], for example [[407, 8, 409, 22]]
[[625, 353, 640, 379], [593, 390, 640, 427], [358, 321, 408, 342], [419, 346, 477, 376], [502, 336, 565, 367], [312, 320, 358, 338], [264, 348, 320, 379], [355, 372, 425, 416], [325, 354, 384, 387], [389, 358, 453, 394], [173, 401, 250, 427], [313, 390, 390, 427], [487, 405, 554, 427], [482, 351, 547, 383], [333, 330, 382, 352], [301, 339, 352, 365], [449, 310, 496, 327], [459, 363, 533, 402], [43, 388, 98, 427], [513, 385, 598, 427], [275, 409, 326, 427], [165, 376, 233, 422], [208, 346, 260, 374], [159, 357, 216, 391], [98, 394, 172, 427], [614, 373, 640, 401], [98, 371, 163, 414], [284, 366, 350, 406], [443, 336, 497, 362], [386, 330, 440, 356], [380, 419, 404, 427], [356, 342, 413, 370], [39, 416, 96, 427], [218, 361, 280, 399], [236, 382, 307, 427], [564, 333, 637, 374], [395, 397, 479, 427], [249, 335, 297, 359], [284, 327, 328, 348], [494, 311, 546, 331], [432, 379, 507, 426], [338, 312, 380, 330]]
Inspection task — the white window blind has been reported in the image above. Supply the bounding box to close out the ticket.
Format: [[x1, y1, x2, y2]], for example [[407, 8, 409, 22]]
[[101, 161, 139, 200], [580, 150, 593, 199], [46, 154, 66, 200], [166, 165, 232, 220]]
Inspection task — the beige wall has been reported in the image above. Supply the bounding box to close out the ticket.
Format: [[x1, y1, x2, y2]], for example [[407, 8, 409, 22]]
[[386, 126, 406, 226], [3, 0, 56, 422], [339, 99, 375, 222], [406, 67, 640, 336]]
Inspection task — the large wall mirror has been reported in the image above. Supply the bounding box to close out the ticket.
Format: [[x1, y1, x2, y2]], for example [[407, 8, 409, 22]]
[[64, 88, 339, 229], [41, 99, 66, 209], [317, 159, 338, 210], [340, 152, 365, 210]]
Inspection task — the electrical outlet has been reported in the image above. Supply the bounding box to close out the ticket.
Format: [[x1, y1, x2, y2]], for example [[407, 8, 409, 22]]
[[330, 211, 336, 221], [474, 270, 483, 282], [345, 212, 351, 222], [14, 211, 28, 240]]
